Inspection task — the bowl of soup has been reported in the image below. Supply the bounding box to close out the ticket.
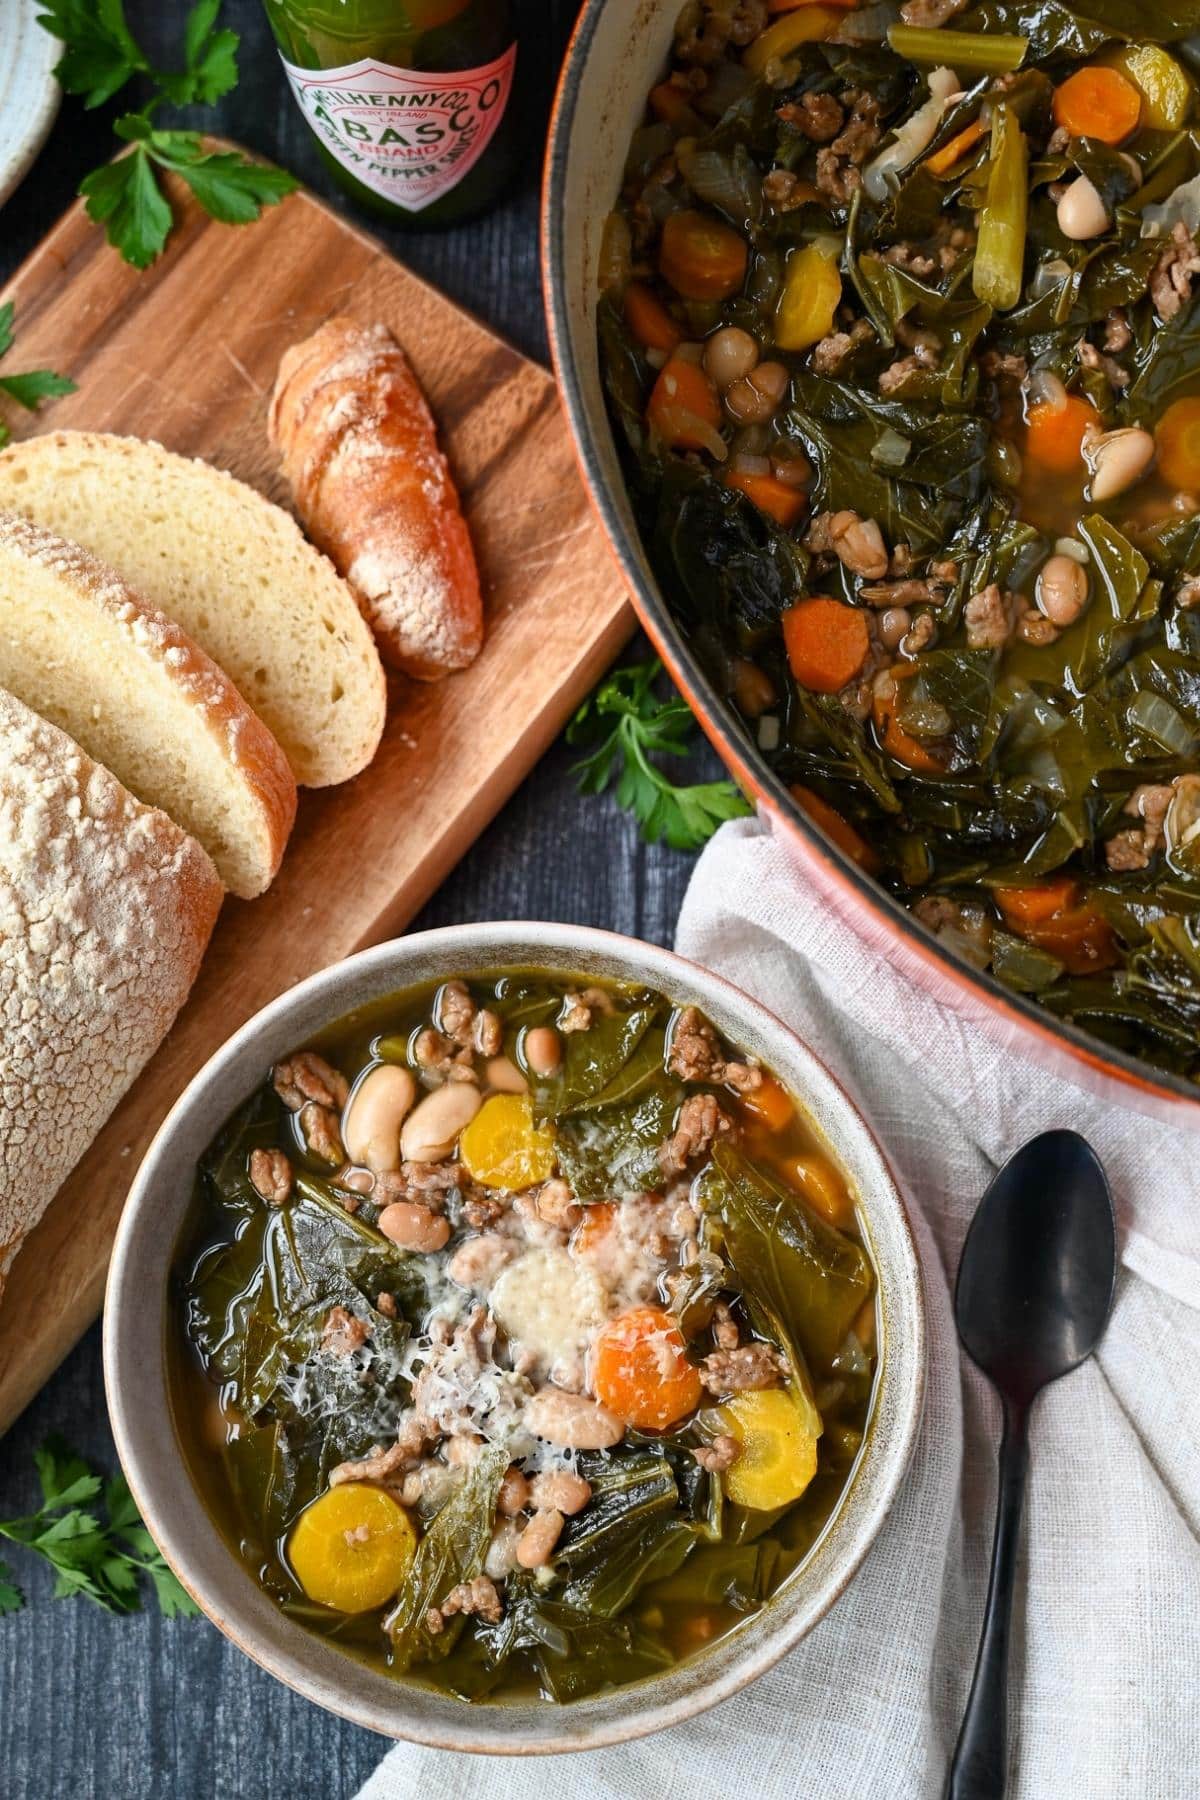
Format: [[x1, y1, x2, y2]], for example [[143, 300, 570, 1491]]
[[105, 922, 924, 1750], [543, 0, 1200, 1124]]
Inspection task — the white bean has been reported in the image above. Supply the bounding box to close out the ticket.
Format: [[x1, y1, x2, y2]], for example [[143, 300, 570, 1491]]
[[516, 1508, 564, 1570], [484, 1518, 524, 1579], [724, 360, 789, 425], [1057, 175, 1110, 240], [522, 1025, 562, 1077], [399, 1082, 482, 1162], [485, 1054, 527, 1094], [1085, 426, 1156, 502], [1036, 554, 1090, 627], [529, 1470, 592, 1515], [878, 606, 912, 651], [377, 1201, 450, 1253], [703, 326, 759, 389], [341, 1064, 416, 1173], [497, 1467, 531, 1516], [523, 1387, 624, 1450]]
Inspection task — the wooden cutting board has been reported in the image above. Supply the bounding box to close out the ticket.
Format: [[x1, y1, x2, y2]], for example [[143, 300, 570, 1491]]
[[0, 160, 631, 1433]]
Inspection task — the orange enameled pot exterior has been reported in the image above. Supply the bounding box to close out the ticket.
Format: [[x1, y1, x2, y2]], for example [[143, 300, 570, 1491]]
[[540, 0, 1200, 1129]]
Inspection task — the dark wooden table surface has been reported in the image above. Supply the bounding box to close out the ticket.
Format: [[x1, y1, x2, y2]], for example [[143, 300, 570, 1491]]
[[0, 6, 711, 1794]]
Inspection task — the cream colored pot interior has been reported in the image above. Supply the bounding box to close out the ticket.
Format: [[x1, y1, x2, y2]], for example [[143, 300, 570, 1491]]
[[554, 3, 681, 594]]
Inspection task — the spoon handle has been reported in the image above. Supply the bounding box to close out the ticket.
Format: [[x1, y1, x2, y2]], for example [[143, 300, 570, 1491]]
[[945, 1397, 1030, 1800]]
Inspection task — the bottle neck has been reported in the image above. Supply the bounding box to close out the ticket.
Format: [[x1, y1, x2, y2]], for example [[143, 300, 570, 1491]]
[[264, 0, 512, 71]]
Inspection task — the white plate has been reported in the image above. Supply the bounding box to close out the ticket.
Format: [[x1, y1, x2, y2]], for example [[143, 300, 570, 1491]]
[[0, 0, 60, 209]]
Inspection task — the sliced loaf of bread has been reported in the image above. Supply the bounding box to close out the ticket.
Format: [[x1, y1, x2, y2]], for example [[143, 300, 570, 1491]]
[[0, 430, 387, 787], [0, 686, 223, 1295], [0, 512, 296, 897]]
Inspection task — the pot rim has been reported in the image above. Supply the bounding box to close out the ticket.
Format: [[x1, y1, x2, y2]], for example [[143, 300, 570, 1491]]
[[539, 0, 1200, 1122], [104, 920, 925, 1753]]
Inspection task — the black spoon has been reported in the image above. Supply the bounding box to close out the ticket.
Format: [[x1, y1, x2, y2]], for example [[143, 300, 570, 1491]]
[[946, 1129, 1116, 1800]]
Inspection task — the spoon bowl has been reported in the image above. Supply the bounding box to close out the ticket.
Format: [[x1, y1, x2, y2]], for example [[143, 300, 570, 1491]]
[[956, 1129, 1117, 1407]]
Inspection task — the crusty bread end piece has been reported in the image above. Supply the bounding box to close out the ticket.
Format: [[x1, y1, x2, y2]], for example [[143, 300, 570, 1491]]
[[0, 687, 222, 1296], [0, 511, 296, 898], [270, 316, 483, 680], [0, 431, 387, 788]]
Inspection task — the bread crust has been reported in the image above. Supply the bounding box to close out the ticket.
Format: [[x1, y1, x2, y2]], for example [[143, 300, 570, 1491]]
[[0, 688, 222, 1297], [0, 430, 387, 789], [269, 316, 483, 680], [0, 511, 296, 898]]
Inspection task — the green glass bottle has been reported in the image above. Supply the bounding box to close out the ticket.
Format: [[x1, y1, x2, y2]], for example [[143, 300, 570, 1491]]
[[264, 0, 517, 225]]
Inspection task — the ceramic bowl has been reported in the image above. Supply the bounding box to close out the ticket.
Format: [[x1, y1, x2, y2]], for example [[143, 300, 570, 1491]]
[[541, 2, 1200, 1128], [105, 922, 925, 1752], [0, 0, 60, 209]]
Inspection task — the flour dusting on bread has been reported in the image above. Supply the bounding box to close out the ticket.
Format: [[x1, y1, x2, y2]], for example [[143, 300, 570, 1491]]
[[270, 316, 483, 679], [0, 688, 222, 1294]]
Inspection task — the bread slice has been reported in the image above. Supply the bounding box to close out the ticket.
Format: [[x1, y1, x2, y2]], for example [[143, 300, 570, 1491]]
[[0, 686, 222, 1296], [0, 430, 386, 787], [0, 512, 296, 898]]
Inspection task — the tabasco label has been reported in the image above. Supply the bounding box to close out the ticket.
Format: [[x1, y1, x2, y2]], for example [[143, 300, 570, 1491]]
[[281, 45, 517, 213]]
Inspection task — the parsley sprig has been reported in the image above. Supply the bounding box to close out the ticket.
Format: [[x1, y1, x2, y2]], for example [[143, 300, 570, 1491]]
[[0, 1438, 199, 1618], [37, 0, 297, 268], [0, 304, 76, 448], [569, 658, 752, 851]]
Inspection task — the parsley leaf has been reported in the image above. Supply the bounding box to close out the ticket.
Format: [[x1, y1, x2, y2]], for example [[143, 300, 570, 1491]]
[[80, 141, 175, 269], [33, 1437, 103, 1510], [0, 1561, 22, 1616], [568, 658, 752, 852], [36, 0, 148, 109], [39, 1, 297, 266], [0, 303, 76, 447], [0, 1440, 201, 1619], [158, 0, 239, 108], [0, 369, 77, 409], [142, 131, 299, 225]]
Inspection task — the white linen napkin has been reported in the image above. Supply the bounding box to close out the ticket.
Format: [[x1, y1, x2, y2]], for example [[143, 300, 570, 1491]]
[[359, 814, 1200, 1800]]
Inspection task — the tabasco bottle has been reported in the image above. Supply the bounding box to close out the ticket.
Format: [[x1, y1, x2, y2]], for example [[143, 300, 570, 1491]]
[[264, 1, 517, 225]]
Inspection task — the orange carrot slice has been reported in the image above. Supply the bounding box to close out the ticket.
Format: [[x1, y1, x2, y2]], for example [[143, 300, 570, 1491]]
[[783, 596, 870, 694], [592, 1306, 702, 1430], [1024, 394, 1098, 476], [791, 784, 881, 872], [726, 468, 807, 528], [1053, 66, 1142, 146], [739, 1074, 795, 1132], [659, 209, 748, 302], [994, 876, 1081, 928], [1155, 395, 1200, 491], [647, 356, 723, 452], [871, 671, 950, 775], [926, 116, 988, 175], [624, 281, 684, 354], [995, 879, 1118, 975]]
